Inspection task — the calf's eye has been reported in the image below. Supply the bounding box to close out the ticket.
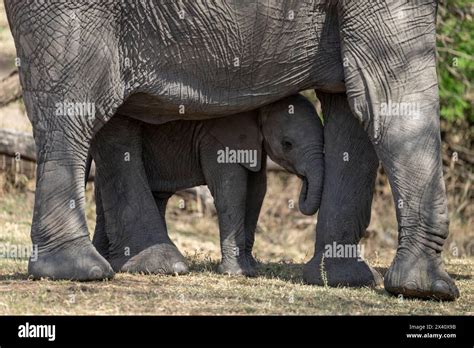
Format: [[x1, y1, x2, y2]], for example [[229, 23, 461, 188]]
[[281, 140, 293, 151]]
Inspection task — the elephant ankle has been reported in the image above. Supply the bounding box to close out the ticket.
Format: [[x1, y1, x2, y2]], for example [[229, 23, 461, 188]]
[[32, 225, 91, 255], [397, 226, 448, 257]]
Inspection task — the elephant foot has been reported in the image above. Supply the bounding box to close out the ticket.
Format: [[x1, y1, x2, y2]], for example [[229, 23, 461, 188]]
[[303, 251, 382, 288], [120, 244, 189, 275], [217, 256, 257, 277], [384, 252, 459, 301], [28, 237, 114, 281]]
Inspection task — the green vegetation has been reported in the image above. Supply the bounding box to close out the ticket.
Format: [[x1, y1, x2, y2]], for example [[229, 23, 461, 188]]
[[437, 0, 474, 123]]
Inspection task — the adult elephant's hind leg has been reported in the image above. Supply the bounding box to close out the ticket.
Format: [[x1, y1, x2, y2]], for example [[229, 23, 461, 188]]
[[91, 116, 187, 275], [27, 101, 114, 280], [303, 92, 382, 287], [375, 107, 459, 301], [334, 0, 459, 300]]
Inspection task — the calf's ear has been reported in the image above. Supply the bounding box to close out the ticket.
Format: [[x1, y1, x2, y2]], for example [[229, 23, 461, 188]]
[[206, 111, 263, 172]]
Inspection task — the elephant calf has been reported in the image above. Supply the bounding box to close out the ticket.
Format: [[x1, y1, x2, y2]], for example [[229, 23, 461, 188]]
[[91, 94, 324, 276]]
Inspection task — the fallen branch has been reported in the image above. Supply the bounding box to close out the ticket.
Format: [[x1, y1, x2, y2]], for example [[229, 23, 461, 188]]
[[0, 129, 98, 181], [0, 129, 35, 161]]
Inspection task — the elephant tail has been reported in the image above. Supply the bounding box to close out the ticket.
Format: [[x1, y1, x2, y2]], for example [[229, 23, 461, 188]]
[[85, 152, 93, 188]]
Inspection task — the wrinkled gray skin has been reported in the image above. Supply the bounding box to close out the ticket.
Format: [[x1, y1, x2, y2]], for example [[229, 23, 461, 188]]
[[91, 95, 324, 277], [5, 0, 459, 300]]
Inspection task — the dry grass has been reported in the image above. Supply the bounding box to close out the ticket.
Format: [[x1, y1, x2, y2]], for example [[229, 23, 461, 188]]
[[0, 173, 472, 315], [0, 258, 472, 315]]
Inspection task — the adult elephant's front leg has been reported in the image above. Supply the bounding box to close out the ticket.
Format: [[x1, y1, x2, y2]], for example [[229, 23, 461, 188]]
[[303, 92, 382, 287], [27, 103, 114, 280], [6, 0, 127, 280]]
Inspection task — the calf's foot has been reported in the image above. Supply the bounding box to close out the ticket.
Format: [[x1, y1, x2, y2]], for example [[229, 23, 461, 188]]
[[384, 251, 459, 301], [120, 244, 189, 275], [217, 256, 257, 277], [29, 236, 114, 281]]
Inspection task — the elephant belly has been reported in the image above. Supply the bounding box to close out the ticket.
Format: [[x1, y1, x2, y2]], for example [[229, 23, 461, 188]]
[[118, 0, 344, 123], [147, 173, 206, 194]]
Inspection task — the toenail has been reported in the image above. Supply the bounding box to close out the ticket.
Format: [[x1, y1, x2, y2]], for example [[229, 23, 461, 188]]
[[404, 281, 418, 291], [89, 266, 103, 278], [173, 262, 188, 274], [431, 279, 450, 294]]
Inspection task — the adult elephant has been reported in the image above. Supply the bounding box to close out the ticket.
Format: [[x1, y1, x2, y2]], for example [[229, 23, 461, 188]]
[[5, 0, 459, 300]]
